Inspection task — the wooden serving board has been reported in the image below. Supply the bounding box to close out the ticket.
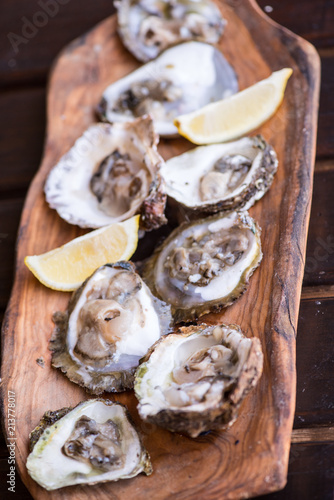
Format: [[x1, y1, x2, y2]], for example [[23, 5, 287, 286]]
[[1, 1, 320, 498]]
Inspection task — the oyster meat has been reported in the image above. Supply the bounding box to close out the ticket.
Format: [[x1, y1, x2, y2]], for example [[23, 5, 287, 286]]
[[50, 262, 172, 393], [143, 211, 262, 322], [162, 136, 278, 214], [98, 42, 238, 137], [135, 324, 263, 437], [45, 116, 167, 230], [116, 0, 225, 62], [26, 399, 152, 490]]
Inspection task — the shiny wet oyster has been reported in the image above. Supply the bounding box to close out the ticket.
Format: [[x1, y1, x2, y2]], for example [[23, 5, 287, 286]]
[[143, 211, 262, 323], [116, 0, 225, 62], [50, 262, 172, 394], [161, 136, 278, 215], [97, 42, 238, 137], [45, 116, 167, 231], [135, 324, 263, 437], [27, 399, 152, 490]]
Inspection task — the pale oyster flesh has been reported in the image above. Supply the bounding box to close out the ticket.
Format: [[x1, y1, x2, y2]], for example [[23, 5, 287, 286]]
[[116, 0, 225, 62], [98, 42, 238, 137], [44, 116, 167, 230], [50, 262, 172, 394], [162, 136, 278, 214], [143, 211, 262, 322], [135, 324, 263, 437], [26, 400, 152, 490]]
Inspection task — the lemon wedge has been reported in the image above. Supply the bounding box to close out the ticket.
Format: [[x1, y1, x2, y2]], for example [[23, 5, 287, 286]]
[[174, 68, 293, 144], [24, 215, 140, 291]]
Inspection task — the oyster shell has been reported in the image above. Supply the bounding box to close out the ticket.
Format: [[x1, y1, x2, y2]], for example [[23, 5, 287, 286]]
[[162, 136, 278, 215], [27, 399, 152, 490], [50, 262, 172, 393], [97, 42, 238, 137], [44, 116, 167, 231], [135, 324, 263, 437], [143, 211, 262, 322], [116, 0, 225, 62]]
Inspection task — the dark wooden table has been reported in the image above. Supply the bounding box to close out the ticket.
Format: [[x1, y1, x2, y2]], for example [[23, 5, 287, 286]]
[[0, 1, 333, 499]]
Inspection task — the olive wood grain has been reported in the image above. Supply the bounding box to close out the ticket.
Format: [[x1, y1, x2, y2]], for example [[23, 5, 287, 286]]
[[1, 1, 320, 498]]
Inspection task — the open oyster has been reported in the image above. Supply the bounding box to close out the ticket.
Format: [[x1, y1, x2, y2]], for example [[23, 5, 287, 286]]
[[135, 324, 263, 437], [143, 211, 262, 323], [50, 262, 172, 393], [161, 136, 278, 215], [44, 116, 167, 230], [27, 399, 152, 490], [98, 42, 238, 137], [116, 0, 225, 62]]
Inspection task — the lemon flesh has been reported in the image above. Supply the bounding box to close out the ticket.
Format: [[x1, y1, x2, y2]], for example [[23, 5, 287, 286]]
[[174, 68, 293, 145], [24, 215, 140, 291]]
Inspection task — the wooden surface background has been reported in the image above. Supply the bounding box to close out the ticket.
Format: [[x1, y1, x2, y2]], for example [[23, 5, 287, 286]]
[[0, 1, 333, 499]]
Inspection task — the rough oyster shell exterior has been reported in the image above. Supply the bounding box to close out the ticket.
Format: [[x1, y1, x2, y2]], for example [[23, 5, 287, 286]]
[[97, 42, 238, 137], [50, 262, 172, 394], [135, 324, 263, 437], [45, 116, 167, 231], [27, 399, 152, 490], [143, 211, 262, 323], [116, 0, 225, 62], [162, 135, 278, 217]]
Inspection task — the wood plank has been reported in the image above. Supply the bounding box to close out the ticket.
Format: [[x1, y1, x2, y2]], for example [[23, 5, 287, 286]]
[[260, 442, 334, 500], [257, 0, 334, 49], [0, 1, 321, 499], [315, 159, 334, 172], [291, 427, 334, 443], [303, 170, 334, 286], [315, 54, 334, 157], [301, 285, 334, 300], [317, 113, 334, 158], [0, 198, 24, 310], [0, 88, 45, 195], [294, 298, 334, 428], [0, 0, 115, 87]]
